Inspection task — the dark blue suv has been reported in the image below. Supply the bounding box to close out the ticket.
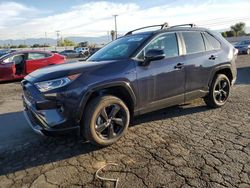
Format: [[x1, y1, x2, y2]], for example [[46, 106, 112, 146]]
[[22, 24, 237, 146]]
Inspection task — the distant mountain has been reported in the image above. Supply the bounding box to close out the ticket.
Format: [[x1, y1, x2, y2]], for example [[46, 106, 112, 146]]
[[0, 36, 111, 46], [66, 36, 110, 45]]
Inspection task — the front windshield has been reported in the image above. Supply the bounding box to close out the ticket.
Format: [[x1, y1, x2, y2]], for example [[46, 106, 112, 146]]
[[0, 53, 12, 60], [88, 34, 150, 61]]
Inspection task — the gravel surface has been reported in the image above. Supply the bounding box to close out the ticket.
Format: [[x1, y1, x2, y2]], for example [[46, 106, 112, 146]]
[[0, 55, 249, 188]]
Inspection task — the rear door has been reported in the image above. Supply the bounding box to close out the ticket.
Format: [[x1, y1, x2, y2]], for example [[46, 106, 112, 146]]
[[25, 52, 52, 74], [180, 31, 216, 101]]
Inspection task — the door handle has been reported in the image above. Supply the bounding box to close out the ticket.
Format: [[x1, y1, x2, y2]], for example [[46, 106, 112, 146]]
[[209, 55, 218, 60], [174, 63, 184, 69]]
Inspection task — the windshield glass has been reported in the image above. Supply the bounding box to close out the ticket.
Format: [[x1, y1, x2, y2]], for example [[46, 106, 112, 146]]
[[88, 34, 150, 61], [0, 53, 12, 60]]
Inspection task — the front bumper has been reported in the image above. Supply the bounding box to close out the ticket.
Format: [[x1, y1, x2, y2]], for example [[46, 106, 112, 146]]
[[22, 81, 80, 136], [235, 48, 248, 54]]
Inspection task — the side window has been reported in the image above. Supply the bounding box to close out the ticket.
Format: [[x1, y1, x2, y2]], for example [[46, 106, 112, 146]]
[[203, 32, 221, 50], [202, 34, 214, 51], [182, 32, 205, 54], [142, 33, 179, 58], [28, 53, 47, 60]]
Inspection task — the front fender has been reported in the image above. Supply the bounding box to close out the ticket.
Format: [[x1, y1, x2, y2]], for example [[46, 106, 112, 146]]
[[77, 80, 137, 122]]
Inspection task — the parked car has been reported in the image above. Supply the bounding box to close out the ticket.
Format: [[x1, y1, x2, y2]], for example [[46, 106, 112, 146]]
[[22, 23, 237, 146], [59, 50, 84, 58], [74, 47, 90, 56], [234, 40, 250, 54], [0, 50, 66, 82]]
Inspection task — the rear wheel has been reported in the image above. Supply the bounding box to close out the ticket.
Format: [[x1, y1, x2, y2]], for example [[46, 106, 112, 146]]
[[82, 95, 130, 146], [247, 49, 250, 55], [204, 74, 230, 108]]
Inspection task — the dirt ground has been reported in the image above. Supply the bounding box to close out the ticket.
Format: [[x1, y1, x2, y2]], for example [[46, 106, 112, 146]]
[[0, 55, 250, 188]]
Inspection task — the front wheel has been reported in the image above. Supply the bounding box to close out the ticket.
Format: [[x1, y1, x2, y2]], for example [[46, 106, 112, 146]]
[[82, 95, 130, 146], [247, 49, 250, 55], [204, 74, 231, 108]]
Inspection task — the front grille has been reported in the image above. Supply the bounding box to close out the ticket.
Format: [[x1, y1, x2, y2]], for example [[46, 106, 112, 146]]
[[22, 82, 37, 104]]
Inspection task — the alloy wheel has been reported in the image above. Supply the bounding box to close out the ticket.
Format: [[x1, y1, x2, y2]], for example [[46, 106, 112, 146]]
[[214, 79, 230, 104], [95, 104, 127, 140]]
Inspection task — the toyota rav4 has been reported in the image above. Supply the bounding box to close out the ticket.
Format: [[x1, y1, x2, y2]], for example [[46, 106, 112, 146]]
[[22, 23, 237, 146]]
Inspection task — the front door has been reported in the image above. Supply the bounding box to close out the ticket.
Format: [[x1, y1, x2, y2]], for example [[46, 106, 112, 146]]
[[0, 54, 25, 81], [136, 32, 185, 113], [0, 60, 14, 81], [25, 52, 50, 74]]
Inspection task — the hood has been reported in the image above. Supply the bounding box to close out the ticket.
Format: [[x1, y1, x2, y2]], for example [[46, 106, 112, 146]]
[[25, 60, 114, 83]]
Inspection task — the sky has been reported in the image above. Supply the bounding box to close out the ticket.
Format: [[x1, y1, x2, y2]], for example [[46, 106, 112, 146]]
[[0, 0, 250, 39]]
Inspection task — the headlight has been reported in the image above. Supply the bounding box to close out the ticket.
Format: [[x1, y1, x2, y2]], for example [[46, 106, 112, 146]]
[[35, 74, 80, 92]]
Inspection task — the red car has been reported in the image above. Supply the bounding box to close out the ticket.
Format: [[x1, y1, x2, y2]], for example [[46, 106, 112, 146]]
[[0, 50, 66, 82]]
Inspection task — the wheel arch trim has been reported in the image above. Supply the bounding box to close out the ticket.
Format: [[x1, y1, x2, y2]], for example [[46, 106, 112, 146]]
[[209, 64, 233, 86], [77, 81, 137, 121]]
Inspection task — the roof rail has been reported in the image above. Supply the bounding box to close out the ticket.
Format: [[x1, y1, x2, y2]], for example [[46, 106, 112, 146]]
[[170, 23, 196, 28], [125, 23, 169, 36], [125, 23, 197, 36]]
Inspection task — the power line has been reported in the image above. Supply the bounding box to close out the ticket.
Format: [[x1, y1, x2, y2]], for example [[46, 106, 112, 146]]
[[1, 15, 250, 40]]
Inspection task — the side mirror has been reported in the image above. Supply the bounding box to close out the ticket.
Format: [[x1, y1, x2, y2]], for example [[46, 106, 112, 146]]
[[141, 49, 165, 66]]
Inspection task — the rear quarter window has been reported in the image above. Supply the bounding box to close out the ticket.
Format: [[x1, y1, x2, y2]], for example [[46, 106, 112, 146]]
[[203, 32, 221, 50], [182, 32, 205, 54]]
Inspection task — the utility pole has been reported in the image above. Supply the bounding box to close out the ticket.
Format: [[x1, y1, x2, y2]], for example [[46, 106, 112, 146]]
[[113, 15, 118, 39], [56, 30, 60, 47], [23, 34, 26, 46], [110, 30, 115, 41], [44, 32, 48, 50]]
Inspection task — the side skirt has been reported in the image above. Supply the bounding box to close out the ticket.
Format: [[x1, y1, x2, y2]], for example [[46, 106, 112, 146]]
[[134, 89, 208, 116]]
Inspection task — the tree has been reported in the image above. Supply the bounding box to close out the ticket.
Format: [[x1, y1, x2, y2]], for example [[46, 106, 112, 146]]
[[230, 22, 246, 37], [32, 44, 40, 48], [226, 30, 236, 37], [18, 44, 28, 48], [59, 39, 75, 47], [10, 45, 18, 48], [78, 41, 88, 47], [221, 32, 227, 38]]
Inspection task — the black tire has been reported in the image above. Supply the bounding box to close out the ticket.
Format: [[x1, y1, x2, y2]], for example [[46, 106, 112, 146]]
[[204, 74, 231, 108], [82, 95, 130, 146]]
